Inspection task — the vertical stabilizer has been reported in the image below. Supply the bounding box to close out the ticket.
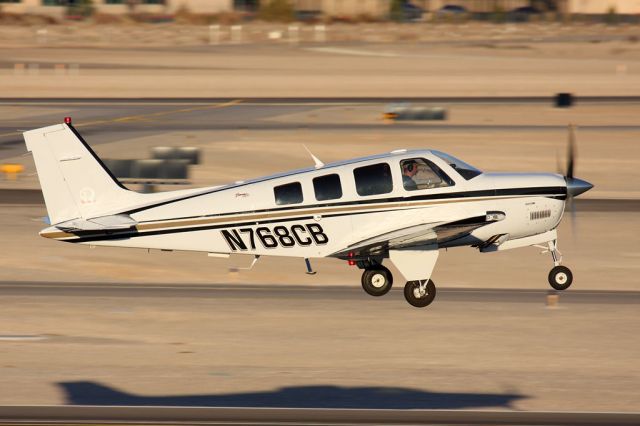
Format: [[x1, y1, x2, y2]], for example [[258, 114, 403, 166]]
[[24, 123, 131, 225]]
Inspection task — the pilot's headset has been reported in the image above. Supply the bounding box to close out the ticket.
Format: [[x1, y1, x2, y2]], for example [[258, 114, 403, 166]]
[[405, 161, 417, 173]]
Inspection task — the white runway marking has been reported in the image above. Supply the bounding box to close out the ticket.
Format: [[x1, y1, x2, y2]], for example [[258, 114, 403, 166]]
[[306, 47, 400, 57]]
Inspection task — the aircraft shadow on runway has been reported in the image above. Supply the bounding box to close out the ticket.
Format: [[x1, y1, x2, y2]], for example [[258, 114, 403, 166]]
[[58, 381, 526, 409]]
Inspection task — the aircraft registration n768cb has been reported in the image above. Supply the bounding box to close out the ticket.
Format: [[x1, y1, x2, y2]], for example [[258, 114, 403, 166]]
[[24, 119, 593, 308]]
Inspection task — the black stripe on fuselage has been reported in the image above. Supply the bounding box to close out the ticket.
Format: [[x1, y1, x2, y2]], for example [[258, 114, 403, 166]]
[[132, 186, 568, 224], [62, 189, 566, 244]]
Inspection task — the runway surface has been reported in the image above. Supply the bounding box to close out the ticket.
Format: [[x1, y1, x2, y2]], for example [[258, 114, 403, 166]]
[[0, 405, 638, 426], [3, 277, 638, 412], [2, 97, 640, 161], [1, 281, 638, 304]]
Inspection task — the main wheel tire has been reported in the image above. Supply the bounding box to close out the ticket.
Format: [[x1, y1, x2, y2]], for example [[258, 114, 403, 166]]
[[361, 267, 393, 297], [404, 279, 436, 308], [548, 266, 573, 291]]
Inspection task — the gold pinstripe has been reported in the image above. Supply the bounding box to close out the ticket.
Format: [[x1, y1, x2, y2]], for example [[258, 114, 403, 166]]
[[40, 195, 528, 241]]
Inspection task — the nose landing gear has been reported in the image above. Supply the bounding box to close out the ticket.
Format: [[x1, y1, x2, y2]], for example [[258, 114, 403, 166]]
[[545, 240, 573, 291], [549, 265, 573, 290]]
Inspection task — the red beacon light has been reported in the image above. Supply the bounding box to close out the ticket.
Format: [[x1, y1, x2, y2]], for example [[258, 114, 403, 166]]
[[64, 116, 72, 125], [347, 252, 356, 266]]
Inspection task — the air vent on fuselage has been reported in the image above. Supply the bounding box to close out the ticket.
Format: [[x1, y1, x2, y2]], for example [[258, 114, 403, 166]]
[[530, 209, 551, 221]]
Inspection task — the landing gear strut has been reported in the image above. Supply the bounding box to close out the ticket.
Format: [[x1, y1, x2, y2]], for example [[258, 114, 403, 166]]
[[361, 266, 393, 296], [356, 252, 439, 307], [546, 240, 573, 291], [404, 279, 436, 308]]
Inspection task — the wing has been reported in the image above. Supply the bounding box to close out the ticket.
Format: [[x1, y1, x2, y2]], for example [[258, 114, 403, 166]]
[[331, 214, 501, 259]]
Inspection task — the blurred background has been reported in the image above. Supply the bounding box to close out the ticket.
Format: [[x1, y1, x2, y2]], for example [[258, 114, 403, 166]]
[[0, 0, 639, 418]]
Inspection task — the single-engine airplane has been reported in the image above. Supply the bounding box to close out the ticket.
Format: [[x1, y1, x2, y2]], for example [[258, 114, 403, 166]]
[[24, 119, 592, 308]]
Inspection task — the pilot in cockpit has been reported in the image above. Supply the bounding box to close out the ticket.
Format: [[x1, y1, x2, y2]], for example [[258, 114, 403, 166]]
[[402, 159, 419, 191]]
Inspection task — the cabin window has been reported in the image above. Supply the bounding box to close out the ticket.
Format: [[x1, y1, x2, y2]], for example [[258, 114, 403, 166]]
[[400, 158, 454, 191], [354, 163, 393, 196], [313, 174, 342, 201], [274, 182, 303, 205]]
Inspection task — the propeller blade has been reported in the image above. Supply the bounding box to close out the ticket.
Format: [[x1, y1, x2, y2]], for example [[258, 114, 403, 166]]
[[567, 123, 576, 179], [561, 123, 591, 243], [569, 194, 577, 239]]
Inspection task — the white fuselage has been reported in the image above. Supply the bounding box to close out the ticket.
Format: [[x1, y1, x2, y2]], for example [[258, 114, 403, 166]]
[[46, 150, 567, 260]]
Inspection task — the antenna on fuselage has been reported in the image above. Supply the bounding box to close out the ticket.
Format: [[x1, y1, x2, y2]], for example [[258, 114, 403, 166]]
[[303, 145, 324, 169], [304, 258, 317, 275]]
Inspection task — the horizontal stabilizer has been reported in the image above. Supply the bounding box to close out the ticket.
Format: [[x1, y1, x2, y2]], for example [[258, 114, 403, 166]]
[[55, 214, 138, 232]]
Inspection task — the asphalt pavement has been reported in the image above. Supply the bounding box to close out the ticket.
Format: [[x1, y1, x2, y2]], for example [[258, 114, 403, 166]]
[[1, 281, 638, 304], [0, 405, 638, 426]]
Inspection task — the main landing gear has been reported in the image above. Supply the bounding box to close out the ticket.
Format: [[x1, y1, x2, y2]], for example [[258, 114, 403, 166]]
[[361, 266, 393, 296], [545, 240, 573, 291], [404, 279, 437, 308], [360, 264, 437, 308]]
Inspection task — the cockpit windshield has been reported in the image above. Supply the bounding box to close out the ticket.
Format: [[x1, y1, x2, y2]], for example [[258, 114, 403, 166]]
[[432, 150, 482, 180]]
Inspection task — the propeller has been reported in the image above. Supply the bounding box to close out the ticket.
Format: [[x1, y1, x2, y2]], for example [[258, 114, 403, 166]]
[[558, 124, 593, 237], [563, 124, 593, 199]]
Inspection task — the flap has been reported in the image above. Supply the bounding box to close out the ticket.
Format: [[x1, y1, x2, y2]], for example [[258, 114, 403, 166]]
[[331, 213, 502, 258]]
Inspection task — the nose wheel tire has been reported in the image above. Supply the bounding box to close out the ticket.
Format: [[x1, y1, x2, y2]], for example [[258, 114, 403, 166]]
[[361, 266, 393, 297], [404, 279, 436, 308], [548, 265, 573, 291]]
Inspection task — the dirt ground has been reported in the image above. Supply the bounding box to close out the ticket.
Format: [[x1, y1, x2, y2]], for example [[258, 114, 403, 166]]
[[1, 22, 640, 97]]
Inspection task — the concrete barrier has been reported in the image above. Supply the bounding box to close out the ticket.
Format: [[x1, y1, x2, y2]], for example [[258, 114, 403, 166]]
[[119, 159, 188, 180], [208, 24, 220, 45], [288, 25, 299, 44], [314, 25, 326, 43], [151, 146, 200, 165], [105, 159, 188, 179], [102, 159, 134, 178], [230, 25, 242, 44], [129, 159, 161, 180], [27, 63, 40, 76], [157, 159, 189, 180], [100, 158, 190, 193]]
